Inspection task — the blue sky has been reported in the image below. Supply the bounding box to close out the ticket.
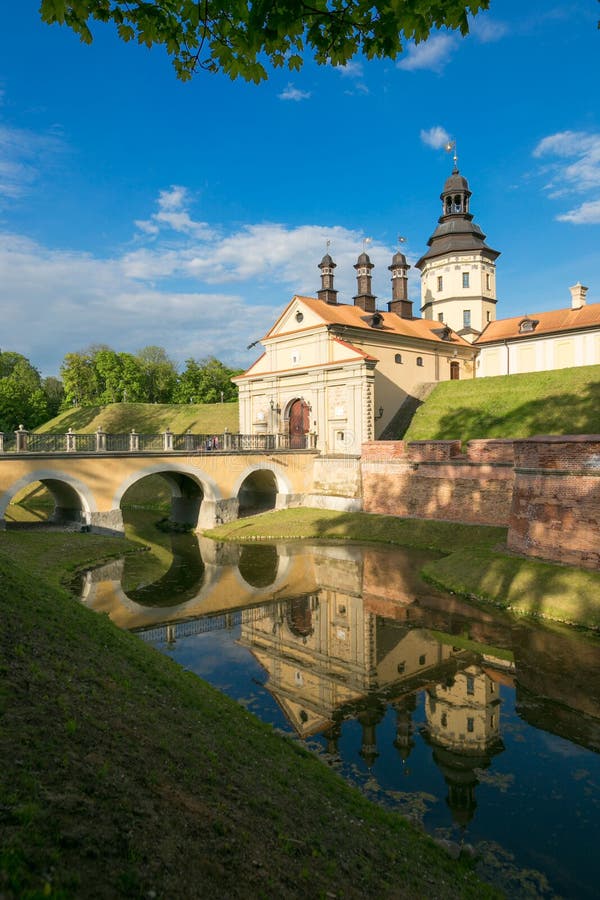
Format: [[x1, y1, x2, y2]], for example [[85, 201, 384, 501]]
[[0, 1, 598, 377]]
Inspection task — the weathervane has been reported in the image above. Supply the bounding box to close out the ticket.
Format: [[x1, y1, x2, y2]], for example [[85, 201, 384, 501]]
[[445, 139, 458, 169], [398, 235, 406, 246]]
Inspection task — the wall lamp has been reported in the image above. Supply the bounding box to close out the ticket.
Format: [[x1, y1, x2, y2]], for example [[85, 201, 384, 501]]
[[269, 398, 281, 413], [374, 405, 384, 420]]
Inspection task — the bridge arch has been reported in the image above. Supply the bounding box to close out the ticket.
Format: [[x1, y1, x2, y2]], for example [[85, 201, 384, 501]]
[[0, 469, 96, 528], [233, 462, 293, 517], [114, 462, 224, 531]]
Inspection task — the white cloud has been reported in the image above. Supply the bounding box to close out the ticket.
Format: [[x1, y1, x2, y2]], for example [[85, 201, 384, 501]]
[[336, 61, 364, 78], [134, 185, 214, 238], [469, 15, 509, 43], [398, 34, 457, 72], [0, 188, 411, 375], [277, 83, 311, 101], [533, 131, 600, 224], [0, 124, 64, 201], [420, 126, 451, 150], [557, 199, 600, 225]]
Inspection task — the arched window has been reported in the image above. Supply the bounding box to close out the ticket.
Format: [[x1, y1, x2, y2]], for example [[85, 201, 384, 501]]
[[416, 356, 424, 367], [395, 353, 403, 364]]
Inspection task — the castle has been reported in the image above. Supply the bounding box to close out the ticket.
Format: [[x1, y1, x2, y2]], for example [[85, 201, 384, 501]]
[[234, 167, 600, 453]]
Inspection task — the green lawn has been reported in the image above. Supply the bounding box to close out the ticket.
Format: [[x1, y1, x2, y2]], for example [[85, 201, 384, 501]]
[[404, 364, 600, 442], [36, 401, 239, 435]]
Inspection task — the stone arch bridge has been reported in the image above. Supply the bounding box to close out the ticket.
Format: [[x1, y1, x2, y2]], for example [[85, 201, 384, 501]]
[[0, 443, 328, 533]]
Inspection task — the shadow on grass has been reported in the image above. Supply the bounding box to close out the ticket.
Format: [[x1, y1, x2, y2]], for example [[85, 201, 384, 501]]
[[416, 381, 600, 442]]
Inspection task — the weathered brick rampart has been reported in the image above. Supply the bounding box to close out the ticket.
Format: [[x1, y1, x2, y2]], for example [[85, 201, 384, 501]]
[[507, 436, 600, 570], [361, 439, 515, 527]]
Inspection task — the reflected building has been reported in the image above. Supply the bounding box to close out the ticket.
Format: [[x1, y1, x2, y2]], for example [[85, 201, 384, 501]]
[[424, 666, 504, 825]]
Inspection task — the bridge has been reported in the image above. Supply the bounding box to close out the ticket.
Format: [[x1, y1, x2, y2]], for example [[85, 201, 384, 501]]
[[0, 427, 361, 532]]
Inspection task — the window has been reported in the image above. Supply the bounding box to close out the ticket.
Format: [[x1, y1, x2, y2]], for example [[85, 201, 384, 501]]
[[394, 353, 403, 364], [295, 310, 304, 323], [487, 311, 491, 322], [441, 713, 448, 728], [466, 675, 475, 695], [467, 717, 474, 733], [438, 313, 444, 322], [437, 276, 443, 292], [462, 272, 470, 289], [519, 318, 538, 334], [419, 654, 426, 665], [463, 309, 471, 329], [486, 273, 491, 291], [416, 357, 424, 367], [397, 661, 406, 674]]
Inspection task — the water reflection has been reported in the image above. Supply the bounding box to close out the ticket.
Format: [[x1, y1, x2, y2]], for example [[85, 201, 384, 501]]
[[81, 535, 600, 898]]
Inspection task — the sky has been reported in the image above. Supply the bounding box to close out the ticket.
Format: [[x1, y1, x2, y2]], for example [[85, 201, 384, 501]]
[[0, 2, 598, 378]]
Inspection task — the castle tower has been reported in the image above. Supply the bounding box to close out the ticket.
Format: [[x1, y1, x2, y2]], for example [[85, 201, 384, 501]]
[[317, 253, 338, 305], [353, 252, 377, 313], [387, 250, 413, 319], [416, 166, 500, 339]]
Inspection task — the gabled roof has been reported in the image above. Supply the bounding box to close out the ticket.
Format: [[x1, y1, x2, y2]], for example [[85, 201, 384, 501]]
[[475, 302, 600, 344], [264, 295, 473, 347]]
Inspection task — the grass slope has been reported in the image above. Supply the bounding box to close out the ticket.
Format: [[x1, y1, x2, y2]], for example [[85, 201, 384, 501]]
[[36, 401, 239, 435], [403, 364, 600, 442], [0, 532, 497, 899], [206, 509, 600, 630]]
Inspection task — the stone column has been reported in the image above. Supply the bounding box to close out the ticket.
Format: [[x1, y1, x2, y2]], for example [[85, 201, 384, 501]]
[[163, 428, 174, 451], [66, 428, 76, 452], [129, 430, 139, 452], [95, 427, 107, 452], [15, 425, 28, 452]]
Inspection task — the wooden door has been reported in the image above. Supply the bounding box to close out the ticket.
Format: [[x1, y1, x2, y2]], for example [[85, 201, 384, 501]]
[[289, 399, 309, 448], [450, 361, 460, 380]]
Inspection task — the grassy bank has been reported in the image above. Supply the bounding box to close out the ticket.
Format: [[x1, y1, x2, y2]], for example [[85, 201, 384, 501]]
[[36, 401, 239, 435], [0, 532, 497, 899], [403, 364, 600, 442], [206, 509, 600, 630]]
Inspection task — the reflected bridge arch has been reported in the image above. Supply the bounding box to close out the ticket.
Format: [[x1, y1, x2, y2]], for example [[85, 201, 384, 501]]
[[0, 469, 95, 529]]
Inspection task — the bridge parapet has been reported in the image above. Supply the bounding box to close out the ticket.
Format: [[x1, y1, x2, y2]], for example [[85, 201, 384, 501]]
[[0, 429, 318, 455]]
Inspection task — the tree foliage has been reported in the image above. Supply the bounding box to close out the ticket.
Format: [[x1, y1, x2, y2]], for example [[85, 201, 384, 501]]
[[0, 351, 52, 432], [39, 0, 490, 82], [60, 345, 239, 406]]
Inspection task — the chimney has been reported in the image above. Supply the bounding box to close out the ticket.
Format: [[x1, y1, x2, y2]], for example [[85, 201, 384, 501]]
[[353, 252, 376, 313], [569, 282, 588, 310], [388, 250, 413, 319], [317, 253, 338, 304]]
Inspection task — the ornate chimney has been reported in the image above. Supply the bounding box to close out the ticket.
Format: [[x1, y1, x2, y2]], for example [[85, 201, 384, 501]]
[[317, 253, 338, 305], [353, 252, 376, 313], [569, 282, 588, 310], [387, 250, 413, 319]]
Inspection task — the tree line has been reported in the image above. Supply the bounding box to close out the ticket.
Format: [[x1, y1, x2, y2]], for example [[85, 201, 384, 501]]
[[0, 345, 242, 432]]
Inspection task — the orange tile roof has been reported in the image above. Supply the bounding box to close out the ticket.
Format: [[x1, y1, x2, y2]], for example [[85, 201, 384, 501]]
[[266, 295, 473, 347], [475, 302, 600, 344]]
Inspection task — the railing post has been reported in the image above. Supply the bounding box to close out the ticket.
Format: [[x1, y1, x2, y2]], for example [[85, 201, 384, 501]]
[[0, 433, 4, 453], [129, 429, 139, 452], [184, 430, 193, 452], [95, 426, 107, 452], [15, 425, 28, 452], [223, 428, 232, 451], [163, 428, 173, 452], [66, 428, 76, 452]]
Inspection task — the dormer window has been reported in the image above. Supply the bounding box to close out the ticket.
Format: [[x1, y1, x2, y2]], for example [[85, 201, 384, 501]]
[[369, 312, 384, 328], [519, 318, 538, 334]]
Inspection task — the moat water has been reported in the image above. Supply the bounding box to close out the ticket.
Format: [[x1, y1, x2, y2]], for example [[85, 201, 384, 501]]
[[80, 524, 600, 899]]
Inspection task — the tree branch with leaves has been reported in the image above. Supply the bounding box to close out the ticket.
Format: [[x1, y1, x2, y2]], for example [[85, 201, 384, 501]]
[[40, 0, 490, 82]]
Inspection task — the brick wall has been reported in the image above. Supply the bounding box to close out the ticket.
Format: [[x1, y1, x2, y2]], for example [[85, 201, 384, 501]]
[[507, 436, 600, 570], [361, 439, 514, 527]]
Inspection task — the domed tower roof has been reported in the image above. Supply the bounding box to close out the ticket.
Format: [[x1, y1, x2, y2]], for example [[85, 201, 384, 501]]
[[356, 251, 372, 266], [416, 167, 499, 270], [390, 250, 407, 267], [319, 252, 336, 268]]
